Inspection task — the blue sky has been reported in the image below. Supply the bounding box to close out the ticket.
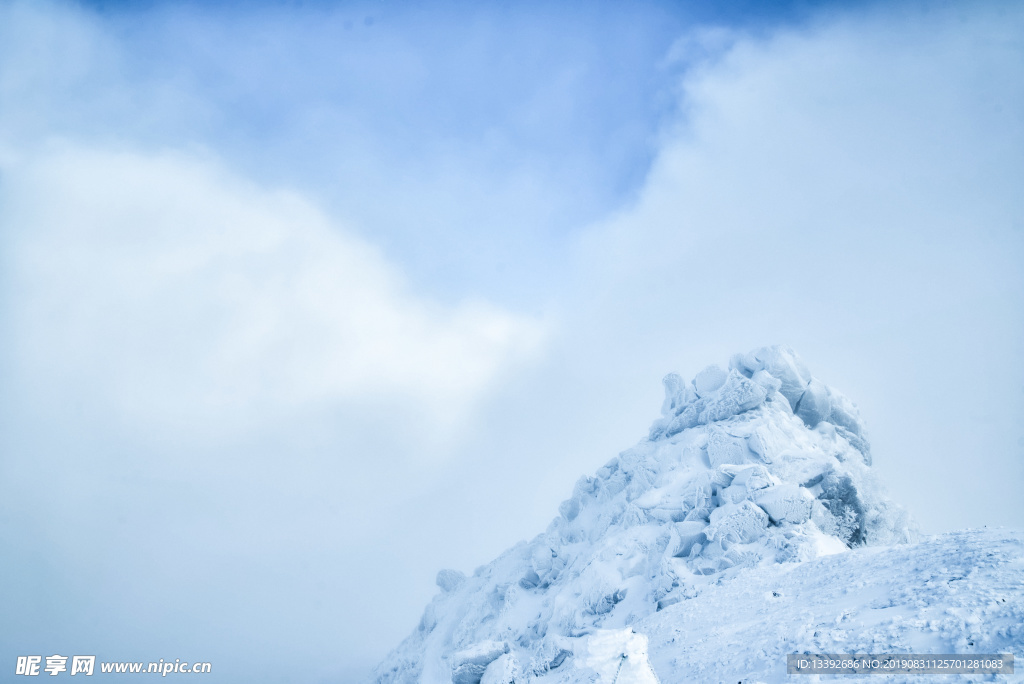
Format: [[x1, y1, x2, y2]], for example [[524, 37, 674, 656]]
[[4, 0, 869, 304], [1, 0, 1022, 681]]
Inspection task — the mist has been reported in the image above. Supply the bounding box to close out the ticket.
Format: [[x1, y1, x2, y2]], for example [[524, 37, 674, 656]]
[[1, 1, 1021, 681]]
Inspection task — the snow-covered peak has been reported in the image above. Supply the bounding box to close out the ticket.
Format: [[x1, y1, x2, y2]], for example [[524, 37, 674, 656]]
[[374, 346, 918, 683], [652, 345, 871, 463]]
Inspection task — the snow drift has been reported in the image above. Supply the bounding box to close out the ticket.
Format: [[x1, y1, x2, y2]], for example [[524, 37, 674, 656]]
[[373, 346, 1022, 683]]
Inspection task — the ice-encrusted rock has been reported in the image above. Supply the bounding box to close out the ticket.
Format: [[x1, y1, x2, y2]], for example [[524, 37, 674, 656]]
[[707, 500, 769, 544], [746, 422, 787, 463], [693, 364, 728, 397], [659, 372, 694, 416], [751, 484, 813, 524], [794, 377, 830, 427], [451, 642, 509, 684], [437, 568, 467, 593], [730, 464, 774, 492], [706, 427, 755, 468], [577, 629, 659, 683], [750, 369, 782, 395], [649, 368, 768, 441], [729, 345, 872, 464], [671, 520, 708, 557], [732, 346, 810, 407], [479, 654, 517, 684], [374, 346, 919, 684]]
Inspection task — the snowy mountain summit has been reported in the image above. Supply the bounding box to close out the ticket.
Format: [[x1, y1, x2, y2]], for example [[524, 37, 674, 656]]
[[375, 346, 1022, 683]]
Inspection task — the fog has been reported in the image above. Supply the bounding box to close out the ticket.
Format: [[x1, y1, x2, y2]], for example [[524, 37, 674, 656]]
[[1, 1, 1021, 681]]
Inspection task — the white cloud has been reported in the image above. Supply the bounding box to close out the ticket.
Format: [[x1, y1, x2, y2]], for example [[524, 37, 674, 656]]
[[2, 143, 545, 434]]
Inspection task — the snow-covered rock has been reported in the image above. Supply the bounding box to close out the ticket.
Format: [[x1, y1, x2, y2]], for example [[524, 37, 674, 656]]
[[373, 346, 1021, 683], [751, 483, 814, 525], [693, 364, 728, 397], [479, 654, 517, 684], [437, 569, 467, 593], [707, 500, 769, 544], [576, 629, 659, 684], [451, 642, 509, 684], [670, 520, 707, 557]]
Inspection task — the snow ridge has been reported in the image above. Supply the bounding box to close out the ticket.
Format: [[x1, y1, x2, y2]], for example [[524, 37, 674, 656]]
[[374, 346, 926, 683]]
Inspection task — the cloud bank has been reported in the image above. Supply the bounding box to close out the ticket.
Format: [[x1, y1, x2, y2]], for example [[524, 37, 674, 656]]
[[3, 144, 544, 435]]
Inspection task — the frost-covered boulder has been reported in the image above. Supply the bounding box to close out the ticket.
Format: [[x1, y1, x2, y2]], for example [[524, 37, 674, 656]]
[[730, 464, 774, 492], [479, 654, 517, 684], [374, 346, 919, 684], [671, 520, 708, 557], [751, 484, 813, 524], [732, 345, 810, 407], [649, 368, 768, 440], [728, 345, 872, 464], [706, 427, 758, 468], [437, 568, 467, 593], [451, 642, 509, 684], [707, 500, 769, 544], [693, 364, 728, 397], [576, 629, 659, 684]]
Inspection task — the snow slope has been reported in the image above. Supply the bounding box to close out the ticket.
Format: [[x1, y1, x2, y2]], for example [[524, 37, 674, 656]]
[[638, 527, 1023, 683], [373, 347, 1022, 683]]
